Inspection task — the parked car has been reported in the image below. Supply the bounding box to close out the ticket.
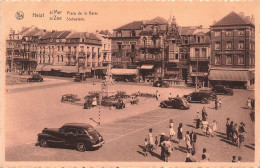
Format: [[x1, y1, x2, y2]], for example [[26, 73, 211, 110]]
[[153, 80, 170, 88], [37, 123, 104, 152], [211, 85, 234, 95], [74, 73, 86, 82], [101, 96, 118, 107], [183, 92, 212, 104], [27, 74, 43, 82], [61, 94, 81, 102], [160, 97, 189, 110], [199, 90, 217, 100]]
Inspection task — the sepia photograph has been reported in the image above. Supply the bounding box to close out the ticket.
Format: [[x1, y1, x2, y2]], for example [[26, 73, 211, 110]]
[[0, 1, 259, 166]]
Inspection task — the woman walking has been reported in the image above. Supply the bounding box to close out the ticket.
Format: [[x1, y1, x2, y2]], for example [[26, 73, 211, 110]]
[[148, 128, 155, 151], [177, 123, 183, 147], [169, 119, 175, 140], [185, 131, 192, 152]]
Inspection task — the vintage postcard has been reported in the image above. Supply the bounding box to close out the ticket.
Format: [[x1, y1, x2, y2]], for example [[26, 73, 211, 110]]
[[0, 1, 259, 167]]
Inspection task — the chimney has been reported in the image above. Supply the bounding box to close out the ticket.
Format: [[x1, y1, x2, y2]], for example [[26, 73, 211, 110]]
[[43, 29, 46, 33], [251, 15, 255, 24], [51, 30, 55, 34], [239, 12, 244, 18]]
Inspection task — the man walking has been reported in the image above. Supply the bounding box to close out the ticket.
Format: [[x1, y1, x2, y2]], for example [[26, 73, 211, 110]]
[[190, 130, 197, 154], [156, 90, 160, 101]]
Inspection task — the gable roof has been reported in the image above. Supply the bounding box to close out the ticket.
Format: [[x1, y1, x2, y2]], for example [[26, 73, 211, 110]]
[[58, 31, 71, 39], [41, 32, 52, 39], [18, 27, 31, 35], [211, 11, 254, 27], [146, 16, 168, 25], [52, 31, 65, 38], [115, 21, 143, 30], [192, 28, 210, 35], [180, 27, 197, 36]]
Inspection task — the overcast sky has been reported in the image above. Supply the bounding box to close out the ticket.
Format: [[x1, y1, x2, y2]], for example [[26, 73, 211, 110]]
[[1, 1, 259, 35]]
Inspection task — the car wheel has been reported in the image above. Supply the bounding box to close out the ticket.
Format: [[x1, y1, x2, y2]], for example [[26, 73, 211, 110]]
[[76, 142, 86, 152], [186, 96, 191, 102], [39, 139, 48, 148], [201, 98, 208, 104]]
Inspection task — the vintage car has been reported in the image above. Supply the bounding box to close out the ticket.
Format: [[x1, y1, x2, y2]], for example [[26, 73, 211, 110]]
[[183, 91, 213, 104], [101, 96, 118, 107], [199, 90, 217, 100], [27, 74, 43, 82], [74, 74, 86, 82], [211, 85, 234, 95], [153, 80, 170, 88], [160, 97, 189, 110], [37, 123, 104, 152], [61, 94, 81, 102]]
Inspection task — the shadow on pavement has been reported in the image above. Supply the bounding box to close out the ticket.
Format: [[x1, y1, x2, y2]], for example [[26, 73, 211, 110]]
[[174, 146, 186, 153], [216, 134, 226, 139], [215, 131, 226, 136], [196, 132, 206, 137], [244, 145, 255, 150], [170, 139, 179, 144], [186, 124, 196, 129], [138, 145, 162, 161], [219, 138, 237, 147], [137, 151, 146, 156]]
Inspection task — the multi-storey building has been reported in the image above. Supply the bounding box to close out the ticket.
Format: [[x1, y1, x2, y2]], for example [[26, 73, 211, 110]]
[[209, 11, 255, 89], [6, 27, 35, 73]]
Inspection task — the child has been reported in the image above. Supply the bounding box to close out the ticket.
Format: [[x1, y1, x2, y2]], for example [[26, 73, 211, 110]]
[[212, 120, 217, 136], [144, 138, 149, 156]]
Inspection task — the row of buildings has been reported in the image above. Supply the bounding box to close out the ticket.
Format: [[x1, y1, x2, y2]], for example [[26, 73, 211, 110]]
[[6, 11, 255, 89]]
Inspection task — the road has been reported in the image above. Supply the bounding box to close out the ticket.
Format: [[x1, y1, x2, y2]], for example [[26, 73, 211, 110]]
[[4, 78, 255, 162]]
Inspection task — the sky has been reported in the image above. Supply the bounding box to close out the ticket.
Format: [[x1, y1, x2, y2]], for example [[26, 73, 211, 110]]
[[1, 1, 259, 36]]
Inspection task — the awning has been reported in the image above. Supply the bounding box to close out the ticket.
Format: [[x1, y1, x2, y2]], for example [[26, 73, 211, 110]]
[[35, 64, 45, 71], [79, 67, 91, 73], [140, 65, 154, 70], [60, 66, 78, 73], [42, 65, 53, 71], [190, 72, 208, 77], [208, 70, 252, 82], [111, 68, 138, 76]]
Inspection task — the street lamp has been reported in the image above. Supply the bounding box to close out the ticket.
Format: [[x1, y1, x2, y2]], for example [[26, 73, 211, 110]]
[[195, 55, 199, 91], [93, 62, 96, 85]]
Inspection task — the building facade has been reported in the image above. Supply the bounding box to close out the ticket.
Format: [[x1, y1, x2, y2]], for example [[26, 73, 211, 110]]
[[209, 12, 255, 89]]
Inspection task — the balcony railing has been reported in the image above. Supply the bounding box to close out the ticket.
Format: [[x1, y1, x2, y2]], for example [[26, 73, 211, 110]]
[[189, 57, 210, 62]]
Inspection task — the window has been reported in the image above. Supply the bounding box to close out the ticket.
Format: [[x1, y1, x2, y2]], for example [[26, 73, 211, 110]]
[[197, 37, 200, 43], [195, 48, 200, 57], [80, 46, 84, 52], [238, 41, 244, 50], [184, 39, 188, 44], [104, 44, 106, 50], [61, 46, 64, 51], [226, 41, 232, 50], [143, 38, 147, 47], [215, 31, 221, 37], [202, 48, 207, 57], [226, 55, 232, 65], [226, 30, 232, 36], [215, 42, 220, 50], [131, 30, 136, 37], [237, 55, 244, 65], [74, 46, 77, 52], [117, 42, 122, 51], [215, 55, 221, 65], [58, 46, 60, 51], [172, 40, 176, 44], [48, 55, 50, 63], [116, 31, 122, 37], [61, 55, 63, 62], [130, 42, 136, 52], [175, 53, 179, 60], [57, 55, 60, 62], [238, 30, 244, 36]]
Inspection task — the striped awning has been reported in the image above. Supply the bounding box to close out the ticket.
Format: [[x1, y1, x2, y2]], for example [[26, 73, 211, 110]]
[[111, 68, 138, 76], [35, 64, 45, 71], [140, 65, 154, 70], [208, 70, 252, 82]]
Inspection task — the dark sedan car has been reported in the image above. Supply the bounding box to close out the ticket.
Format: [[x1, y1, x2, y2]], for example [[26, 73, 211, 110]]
[[160, 97, 189, 109], [212, 85, 234, 95], [199, 90, 217, 100], [37, 123, 104, 152], [153, 80, 170, 88], [183, 91, 212, 104], [27, 74, 43, 82]]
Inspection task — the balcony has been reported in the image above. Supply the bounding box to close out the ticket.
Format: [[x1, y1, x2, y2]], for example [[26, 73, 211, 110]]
[[189, 57, 210, 62]]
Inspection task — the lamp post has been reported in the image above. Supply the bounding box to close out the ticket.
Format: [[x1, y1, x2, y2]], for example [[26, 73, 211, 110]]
[[195, 55, 199, 91], [93, 62, 96, 85]]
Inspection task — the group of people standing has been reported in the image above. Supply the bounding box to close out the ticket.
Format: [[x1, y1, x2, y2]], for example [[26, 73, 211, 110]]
[[226, 118, 247, 147]]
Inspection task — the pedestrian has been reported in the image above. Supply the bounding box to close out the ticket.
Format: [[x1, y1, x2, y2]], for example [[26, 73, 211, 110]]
[[185, 131, 192, 151], [229, 121, 234, 139], [218, 99, 222, 109], [202, 106, 208, 121], [212, 120, 217, 136], [168, 93, 172, 100], [189, 151, 197, 162], [206, 124, 213, 137], [200, 154, 208, 162], [226, 118, 231, 139], [232, 156, 236, 162], [238, 156, 242, 162], [251, 99, 255, 110], [148, 128, 155, 151], [232, 123, 239, 146], [195, 111, 200, 129], [155, 136, 159, 149], [144, 138, 149, 156], [247, 97, 251, 109], [159, 133, 167, 160], [238, 122, 246, 148], [169, 119, 176, 140], [215, 98, 219, 110], [92, 96, 97, 107], [160, 137, 172, 162], [177, 123, 183, 146], [190, 130, 197, 154], [202, 148, 210, 161], [156, 90, 160, 101]]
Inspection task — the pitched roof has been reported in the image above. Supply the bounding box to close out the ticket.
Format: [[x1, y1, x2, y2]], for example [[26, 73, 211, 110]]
[[41, 32, 52, 39], [146, 16, 168, 25], [24, 28, 42, 37], [212, 11, 254, 27], [58, 31, 71, 39], [52, 31, 65, 38], [180, 27, 197, 36], [67, 32, 100, 41], [18, 27, 31, 35], [192, 28, 210, 35], [115, 21, 143, 30]]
